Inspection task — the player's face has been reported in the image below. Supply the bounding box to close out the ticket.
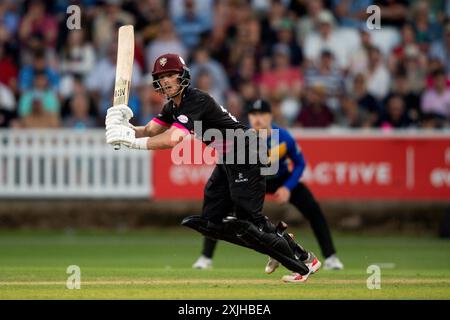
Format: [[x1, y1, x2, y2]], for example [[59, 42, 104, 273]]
[[248, 112, 272, 132], [158, 72, 181, 97]]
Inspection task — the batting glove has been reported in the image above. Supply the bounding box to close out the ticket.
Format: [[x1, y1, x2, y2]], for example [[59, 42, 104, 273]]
[[106, 124, 148, 150], [105, 104, 134, 130]]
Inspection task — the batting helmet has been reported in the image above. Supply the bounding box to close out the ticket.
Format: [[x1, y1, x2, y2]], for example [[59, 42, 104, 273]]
[[151, 53, 190, 95]]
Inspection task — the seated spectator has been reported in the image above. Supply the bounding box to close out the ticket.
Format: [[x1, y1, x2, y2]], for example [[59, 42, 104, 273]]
[[271, 18, 303, 66], [258, 44, 303, 102], [229, 53, 257, 91], [351, 73, 381, 126], [296, 84, 334, 127], [173, 0, 212, 50], [194, 67, 225, 106], [0, 82, 16, 127], [59, 29, 96, 99], [295, 1, 325, 43], [18, 0, 58, 47], [429, 24, 450, 77], [138, 80, 166, 126], [145, 18, 187, 73], [348, 28, 372, 75], [364, 46, 391, 101], [18, 71, 59, 117], [0, 42, 18, 93], [18, 49, 59, 92], [389, 23, 422, 72], [304, 49, 344, 111], [421, 68, 450, 122], [379, 94, 412, 128], [412, 1, 442, 51], [14, 98, 60, 129], [62, 94, 97, 129], [336, 95, 372, 128], [385, 70, 422, 124], [190, 47, 229, 103], [304, 10, 350, 69], [333, 0, 373, 29]]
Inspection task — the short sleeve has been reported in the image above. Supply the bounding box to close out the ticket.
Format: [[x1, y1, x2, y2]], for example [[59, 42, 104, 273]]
[[151, 104, 173, 128]]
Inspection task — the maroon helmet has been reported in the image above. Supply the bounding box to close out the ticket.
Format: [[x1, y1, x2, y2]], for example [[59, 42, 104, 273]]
[[151, 53, 190, 95]]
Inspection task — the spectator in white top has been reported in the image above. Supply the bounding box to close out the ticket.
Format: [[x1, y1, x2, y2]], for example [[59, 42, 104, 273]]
[[295, 1, 325, 43], [421, 68, 450, 122], [364, 46, 391, 101], [145, 18, 187, 73], [303, 10, 350, 70], [0, 82, 16, 127]]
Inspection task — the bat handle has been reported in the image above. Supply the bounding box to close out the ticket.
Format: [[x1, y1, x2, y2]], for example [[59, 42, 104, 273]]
[[114, 144, 121, 150]]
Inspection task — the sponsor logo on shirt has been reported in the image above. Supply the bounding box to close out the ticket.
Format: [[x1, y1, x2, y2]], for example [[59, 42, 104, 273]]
[[177, 115, 189, 123]]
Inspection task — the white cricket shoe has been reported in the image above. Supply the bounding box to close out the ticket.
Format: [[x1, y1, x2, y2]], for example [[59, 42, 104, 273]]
[[264, 257, 280, 274], [282, 271, 311, 283], [323, 255, 344, 270], [304, 252, 322, 274], [192, 255, 213, 269]]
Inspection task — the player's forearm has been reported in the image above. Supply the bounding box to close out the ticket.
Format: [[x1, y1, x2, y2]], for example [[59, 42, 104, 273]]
[[134, 130, 185, 150], [134, 126, 147, 138]]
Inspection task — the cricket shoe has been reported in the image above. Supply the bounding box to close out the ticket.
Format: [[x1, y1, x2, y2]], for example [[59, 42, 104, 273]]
[[264, 257, 280, 274], [192, 255, 212, 270], [304, 252, 321, 274], [323, 254, 344, 270], [281, 271, 312, 283]]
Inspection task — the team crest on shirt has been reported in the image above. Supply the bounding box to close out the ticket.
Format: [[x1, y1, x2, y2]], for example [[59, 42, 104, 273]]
[[177, 115, 189, 123], [159, 57, 167, 66]]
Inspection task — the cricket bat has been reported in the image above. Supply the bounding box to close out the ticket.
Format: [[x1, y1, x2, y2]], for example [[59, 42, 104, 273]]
[[112, 25, 134, 150]]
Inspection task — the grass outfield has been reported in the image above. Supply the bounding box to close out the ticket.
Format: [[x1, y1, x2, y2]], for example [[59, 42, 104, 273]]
[[0, 228, 449, 299]]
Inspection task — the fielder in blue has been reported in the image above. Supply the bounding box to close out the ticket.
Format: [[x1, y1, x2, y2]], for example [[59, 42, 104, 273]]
[[193, 99, 344, 272]]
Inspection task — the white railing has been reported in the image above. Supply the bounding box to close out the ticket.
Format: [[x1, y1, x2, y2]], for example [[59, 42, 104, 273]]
[[0, 129, 152, 198]]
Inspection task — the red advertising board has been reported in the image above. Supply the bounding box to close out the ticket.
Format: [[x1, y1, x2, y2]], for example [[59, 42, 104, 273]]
[[152, 132, 450, 201]]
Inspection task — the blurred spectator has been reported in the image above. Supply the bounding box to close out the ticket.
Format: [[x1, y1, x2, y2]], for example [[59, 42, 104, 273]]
[[364, 46, 391, 101], [386, 70, 422, 124], [0, 42, 18, 93], [61, 76, 98, 121], [389, 23, 421, 71], [421, 68, 450, 122], [271, 18, 303, 66], [401, 46, 427, 94], [229, 53, 257, 91], [333, 0, 372, 29], [304, 49, 344, 111], [225, 91, 245, 124], [296, 84, 334, 127], [194, 67, 225, 106], [348, 28, 372, 75], [18, 49, 59, 92], [0, 1, 20, 36], [62, 93, 97, 129], [260, 0, 287, 50], [351, 73, 381, 126], [373, 0, 409, 28], [336, 95, 372, 128], [18, 71, 59, 117], [0, 82, 16, 127], [429, 24, 450, 77], [412, 1, 442, 52], [18, 0, 58, 47], [169, 0, 214, 28], [138, 80, 166, 126], [59, 29, 96, 99], [379, 94, 412, 128], [304, 10, 349, 69], [257, 44, 303, 102], [295, 1, 325, 43], [14, 98, 60, 129], [86, 42, 142, 116], [173, 0, 212, 50], [190, 46, 229, 104], [145, 18, 187, 72], [92, 0, 134, 57]]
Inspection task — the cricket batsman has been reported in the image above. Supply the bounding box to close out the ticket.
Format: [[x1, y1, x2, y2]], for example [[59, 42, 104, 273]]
[[105, 53, 320, 283], [193, 99, 344, 272]]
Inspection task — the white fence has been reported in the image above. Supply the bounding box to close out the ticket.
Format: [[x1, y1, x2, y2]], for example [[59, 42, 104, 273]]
[[0, 129, 152, 198]]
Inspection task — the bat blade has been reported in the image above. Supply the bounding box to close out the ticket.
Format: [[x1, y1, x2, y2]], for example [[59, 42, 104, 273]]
[[112, 25, 134, 150]]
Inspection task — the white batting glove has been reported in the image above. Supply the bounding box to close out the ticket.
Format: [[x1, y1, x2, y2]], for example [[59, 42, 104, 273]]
[[105, 104, 134, 130], [106, 125, 148, 150]]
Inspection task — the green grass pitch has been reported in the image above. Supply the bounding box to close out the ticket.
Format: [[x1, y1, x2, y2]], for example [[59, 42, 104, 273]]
[[0, 228, 449, 299]]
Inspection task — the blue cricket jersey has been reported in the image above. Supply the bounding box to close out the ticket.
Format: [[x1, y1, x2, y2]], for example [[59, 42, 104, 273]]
[[267, 125, 306, 190]]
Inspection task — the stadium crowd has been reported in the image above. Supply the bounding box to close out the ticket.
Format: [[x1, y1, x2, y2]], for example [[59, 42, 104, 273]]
[[0, 0, 449, 130]]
